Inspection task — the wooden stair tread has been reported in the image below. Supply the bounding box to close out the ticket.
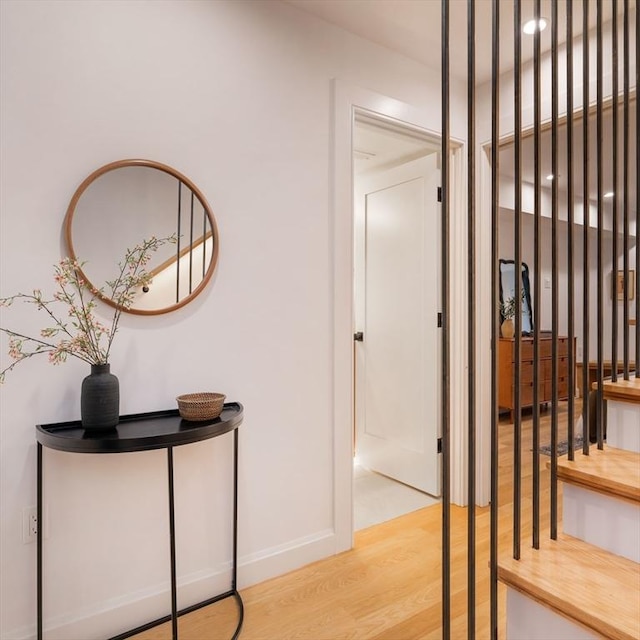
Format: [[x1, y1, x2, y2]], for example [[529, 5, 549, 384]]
[[601, 376, 640, 403], [498, 535, 640, 640], [553, 445, 640, 503]]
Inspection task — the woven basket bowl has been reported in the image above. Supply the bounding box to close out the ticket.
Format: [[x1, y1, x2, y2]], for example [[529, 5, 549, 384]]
[[176, 392, 226, 421]]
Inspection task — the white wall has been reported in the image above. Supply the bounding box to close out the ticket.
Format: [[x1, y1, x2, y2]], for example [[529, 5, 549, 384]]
[[0, 2, 463, 638], [498, 210, 637, 369]]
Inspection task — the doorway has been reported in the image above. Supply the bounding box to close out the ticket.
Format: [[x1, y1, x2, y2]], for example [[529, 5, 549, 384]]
[[352, 113, 442, 530]]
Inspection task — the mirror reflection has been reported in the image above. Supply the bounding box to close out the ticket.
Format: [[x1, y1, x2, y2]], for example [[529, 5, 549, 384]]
[[65, 160, 218, 315], [500, 259, 534, 335]]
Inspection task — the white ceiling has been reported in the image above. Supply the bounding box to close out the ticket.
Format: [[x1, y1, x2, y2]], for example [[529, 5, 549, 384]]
[[500, 101, 637, 203], [354, 115, 440, 175], [285, 0, 621, 85], [286, 0, 636, 211]]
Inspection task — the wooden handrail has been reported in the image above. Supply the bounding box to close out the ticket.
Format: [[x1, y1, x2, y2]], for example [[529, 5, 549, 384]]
[[148, 231, 213, 280]]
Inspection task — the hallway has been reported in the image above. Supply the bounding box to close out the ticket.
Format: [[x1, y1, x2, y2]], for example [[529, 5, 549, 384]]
[[354, 462, 439, 531], [132, 401, 579, 639]]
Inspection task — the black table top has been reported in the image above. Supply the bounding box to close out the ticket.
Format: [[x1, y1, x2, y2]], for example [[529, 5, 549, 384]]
[[36, 403, 243, 454]]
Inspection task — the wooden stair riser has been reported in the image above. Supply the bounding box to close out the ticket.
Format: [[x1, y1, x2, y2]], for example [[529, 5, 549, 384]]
[[506, 588, 600, 640], [607, 400, 640, 453], [563, 484, 640, 563]]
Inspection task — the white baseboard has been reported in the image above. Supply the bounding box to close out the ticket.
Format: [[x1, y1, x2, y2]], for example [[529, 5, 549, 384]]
[[237, 528, 336, 588], [6, 528, 336, 640]]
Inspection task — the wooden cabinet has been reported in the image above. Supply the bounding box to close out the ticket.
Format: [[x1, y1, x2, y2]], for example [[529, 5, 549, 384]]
[[498, 335, 571, 420]]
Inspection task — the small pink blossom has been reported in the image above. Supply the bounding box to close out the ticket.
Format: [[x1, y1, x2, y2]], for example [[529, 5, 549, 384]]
[[0, 234, 176, 382]]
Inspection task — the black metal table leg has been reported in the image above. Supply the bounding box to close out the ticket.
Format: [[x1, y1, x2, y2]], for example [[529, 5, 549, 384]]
[[232, 429, 238, 590], [167, 446, 178, 640], [231, 428, 244, 640], [36, 407, 244, 640], [37, 442, 43, 640]]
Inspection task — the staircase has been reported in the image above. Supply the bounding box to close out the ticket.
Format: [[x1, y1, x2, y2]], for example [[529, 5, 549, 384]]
[[498, 379, 640, 640]]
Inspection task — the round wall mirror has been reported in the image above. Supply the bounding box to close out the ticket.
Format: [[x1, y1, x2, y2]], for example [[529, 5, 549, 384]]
[[64, 159, 219, 315]]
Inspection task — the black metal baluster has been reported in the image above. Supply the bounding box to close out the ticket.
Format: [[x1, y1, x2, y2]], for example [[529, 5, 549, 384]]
[[596, 0, 604, 448], [441, 0, 451, 636], [532, 0, 542, 547], [612, 0, 619, 383], [467, 0, 476, 635], [582, 0, 591, 455], [513, 0, 522, 562], [567, 0, 576, 461], [550, 0, 559, 540], [623, 0, 630, 378], [637, 0, 640, 377], [490, 0, 500, 636]]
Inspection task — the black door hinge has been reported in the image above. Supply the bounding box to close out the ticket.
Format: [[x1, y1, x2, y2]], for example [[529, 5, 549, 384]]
[[437, 312, 443, 328], [437, 437, 442, 454], [437, 186, 442, 202], [354, 332, 364, 342]]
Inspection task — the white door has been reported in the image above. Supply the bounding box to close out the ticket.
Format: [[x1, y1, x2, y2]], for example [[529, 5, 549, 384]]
[[354, 153, 441, 496]]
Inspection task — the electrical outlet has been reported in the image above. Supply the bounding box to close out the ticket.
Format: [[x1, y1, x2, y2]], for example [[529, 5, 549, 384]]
[[22, 507, 38, 544]]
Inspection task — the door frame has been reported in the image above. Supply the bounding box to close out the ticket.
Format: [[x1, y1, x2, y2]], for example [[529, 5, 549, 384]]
[[332, 80, 480, 553]]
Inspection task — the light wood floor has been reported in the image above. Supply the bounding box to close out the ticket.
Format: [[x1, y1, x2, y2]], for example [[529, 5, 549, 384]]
[[134, 401, 580, 640]]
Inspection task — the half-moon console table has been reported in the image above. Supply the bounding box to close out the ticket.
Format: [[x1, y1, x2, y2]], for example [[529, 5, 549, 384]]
[[35, 404, 244, 640]]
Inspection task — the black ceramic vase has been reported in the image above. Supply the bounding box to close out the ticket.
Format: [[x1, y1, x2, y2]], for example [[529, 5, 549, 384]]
[[81, 363, 120, 430]]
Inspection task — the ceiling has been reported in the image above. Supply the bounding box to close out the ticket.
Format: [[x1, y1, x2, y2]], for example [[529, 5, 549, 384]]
[[287, 1, 636, 212], [355, 106, 638, 211], [286, 0, 622, 85], [353, 114, 440, 175], [498, 102, 637, 213]]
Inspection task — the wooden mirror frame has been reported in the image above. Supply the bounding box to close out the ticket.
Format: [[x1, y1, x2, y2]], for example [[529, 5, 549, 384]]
[[64, 159, 219, 316]]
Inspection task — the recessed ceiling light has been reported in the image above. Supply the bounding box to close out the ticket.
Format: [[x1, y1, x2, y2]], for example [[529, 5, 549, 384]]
[[546, 174, 554, 180], [604, 191, 615, 198], [523, 18, 548, 35]]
